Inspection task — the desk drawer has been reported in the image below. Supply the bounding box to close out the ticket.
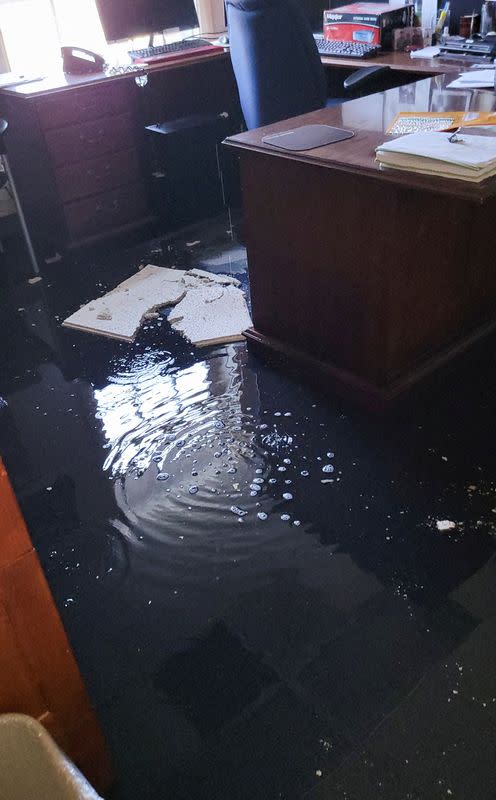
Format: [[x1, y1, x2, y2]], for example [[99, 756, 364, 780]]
[[63, 182, 148, 240], [36, 81, 130, 130], [44, 112, 135, 167], [55, 148, 141, 203]]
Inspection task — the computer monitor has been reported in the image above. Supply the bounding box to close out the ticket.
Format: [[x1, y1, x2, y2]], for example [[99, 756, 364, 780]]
[[95, 0, 199, 43]]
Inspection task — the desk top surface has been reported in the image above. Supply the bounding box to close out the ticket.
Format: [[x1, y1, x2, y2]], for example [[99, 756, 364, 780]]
[[321, 50, 462, 74], [225, 74, 496, 201], [0, 49, 230, 99], [0, 48, 455, 100]]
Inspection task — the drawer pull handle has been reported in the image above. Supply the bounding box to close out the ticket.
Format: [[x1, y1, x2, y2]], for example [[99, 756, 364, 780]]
[[80, 129, 105, 144], [86, 163, 112, 178], [95, 199, 119, 214]]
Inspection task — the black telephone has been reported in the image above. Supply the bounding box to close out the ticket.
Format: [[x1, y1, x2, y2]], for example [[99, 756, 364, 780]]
[[61, 46, 106, 74]]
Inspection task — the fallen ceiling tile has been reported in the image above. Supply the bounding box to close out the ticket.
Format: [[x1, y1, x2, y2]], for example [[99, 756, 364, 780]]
[[168, 284, 225, 324], [170, 284, 253, 347], [62, 265, 186, 341]]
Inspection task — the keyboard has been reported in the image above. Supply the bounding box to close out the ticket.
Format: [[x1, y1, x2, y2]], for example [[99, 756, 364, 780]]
[[128, 39, 223, 64], [314, 37, 379, 59]]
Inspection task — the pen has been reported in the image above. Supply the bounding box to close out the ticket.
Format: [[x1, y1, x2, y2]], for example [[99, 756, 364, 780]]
[[436, 1, 450, 34]]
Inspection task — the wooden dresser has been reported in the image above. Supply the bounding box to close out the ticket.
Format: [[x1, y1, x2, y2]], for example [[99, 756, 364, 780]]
[[0, 457, 113, 793], [0, 74, 151, 251]]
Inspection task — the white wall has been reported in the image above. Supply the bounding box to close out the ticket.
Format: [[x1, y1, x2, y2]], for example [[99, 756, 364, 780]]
[[196, 0, 226, 34]]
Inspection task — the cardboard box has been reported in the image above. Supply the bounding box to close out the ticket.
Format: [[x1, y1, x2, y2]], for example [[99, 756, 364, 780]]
[[324, 2, 414, 48]]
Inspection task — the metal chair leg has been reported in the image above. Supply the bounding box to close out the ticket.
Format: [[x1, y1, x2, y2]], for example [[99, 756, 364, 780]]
[[1, 153, 40, 277]]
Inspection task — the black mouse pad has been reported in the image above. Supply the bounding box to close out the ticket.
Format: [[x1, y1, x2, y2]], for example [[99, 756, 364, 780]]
[[262, 124, 354, 151]]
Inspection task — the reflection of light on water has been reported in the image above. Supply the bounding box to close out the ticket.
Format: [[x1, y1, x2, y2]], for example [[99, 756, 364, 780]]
[[92, 345, 341, 585], [94, 351, 210, 477], [93, 345, 297, 576]]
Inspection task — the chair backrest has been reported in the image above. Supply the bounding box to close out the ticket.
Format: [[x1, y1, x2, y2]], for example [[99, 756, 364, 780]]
[[225, 0, 326, 130]]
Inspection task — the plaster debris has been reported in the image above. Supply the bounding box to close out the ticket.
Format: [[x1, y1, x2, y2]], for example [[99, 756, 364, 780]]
[[44, 252, 62, 264], [436, 520, 457, 532], [63, 264, 251, 346], [187, 267, 241, 287], [28, 276, 43, 284]]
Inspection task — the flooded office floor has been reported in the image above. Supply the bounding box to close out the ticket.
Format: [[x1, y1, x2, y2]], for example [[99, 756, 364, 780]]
[[1, 215, 496, 800]]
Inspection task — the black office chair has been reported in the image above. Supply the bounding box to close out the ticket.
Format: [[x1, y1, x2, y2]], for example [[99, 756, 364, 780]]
[[225, 0, 389, 129], [0, 118, 40, 277]]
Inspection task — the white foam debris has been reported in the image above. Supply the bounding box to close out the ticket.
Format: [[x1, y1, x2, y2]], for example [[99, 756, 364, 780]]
[[436, 520, 457, 532]]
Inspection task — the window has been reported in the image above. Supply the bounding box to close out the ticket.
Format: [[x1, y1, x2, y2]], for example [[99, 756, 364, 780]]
[[1, 0, 61, 74], [51, 0, 107, 55]]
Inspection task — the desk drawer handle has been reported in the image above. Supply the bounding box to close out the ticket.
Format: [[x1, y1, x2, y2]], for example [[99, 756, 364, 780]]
[[80, 129, 105, 144], [86, 163, 113, 178], [76, 102, 95, 114], [95, 199, 119, 214]]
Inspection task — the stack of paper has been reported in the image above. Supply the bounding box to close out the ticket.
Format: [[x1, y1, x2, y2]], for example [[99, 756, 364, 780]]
[[376, 131, 496, 181], [446, 68, 495, 89], [410, 45, 441, 59]]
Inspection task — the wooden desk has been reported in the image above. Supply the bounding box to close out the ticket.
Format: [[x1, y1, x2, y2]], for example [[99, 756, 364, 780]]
[[321, 49, 458, 76], [0, 51, 239, 253], [225, 75, 496, 409], [0, 48, 457, 256]]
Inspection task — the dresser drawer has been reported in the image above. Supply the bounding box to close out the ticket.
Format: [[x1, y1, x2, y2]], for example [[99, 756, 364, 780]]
[[44, 112, 135, 167], [63, 182, 148, 240], [55, 148, 141, 203], [36, 80, 130, 131]]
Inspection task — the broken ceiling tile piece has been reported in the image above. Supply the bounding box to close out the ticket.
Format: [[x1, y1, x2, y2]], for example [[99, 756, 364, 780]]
[[62, 265, 186, 342], [186, 268, 241, 287], [170, 284, 252, 347], [168, 285, 225, 324]]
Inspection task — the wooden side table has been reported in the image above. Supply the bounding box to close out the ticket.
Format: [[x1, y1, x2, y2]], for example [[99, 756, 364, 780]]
[[0, 458, 113, 793]]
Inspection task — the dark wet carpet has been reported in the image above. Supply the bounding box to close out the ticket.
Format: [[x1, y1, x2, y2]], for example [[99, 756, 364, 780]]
[[1, 214, 495, 800]]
